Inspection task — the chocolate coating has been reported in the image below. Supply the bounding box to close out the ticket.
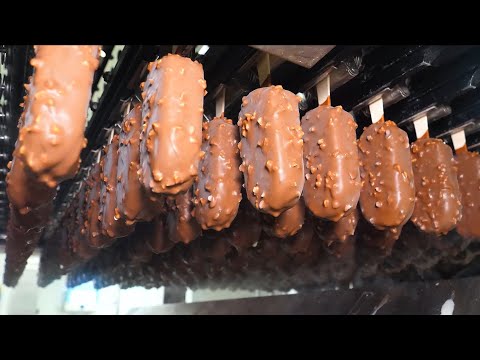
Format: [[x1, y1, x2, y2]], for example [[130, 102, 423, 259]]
[[301, 105, 361, 221], [283, 218, 315, 256], [332, 207, 359, 243], [99, 135, 134, 239], [84, 163, 111, 248], [263, 198, 305, 238], [357, 217, 403, 255], [4, 221, 42, 287], [167, 188, 202, 244], [4, 80, 56, 284], [117, 103, 159, 223], [64, 202, 78, 258], [194, 116, 242, 231], [6, 78, 55, 221], [145, 216, 175, 254], [6, 156, 56, 215], [410, 138, 462, 235], [72, 185, 99, 261], [126, 236, 153, 264], [74, 227, 99, 261], [456, 151, 480, 239], [358, 120, 415, 229], [9, 202, 53, 233], [194, 236, 233, 264], [238, 85, 304, 217], [17, 45, 99, 187], [314, 208, 359, 257], [140, 54, 205, 196], [227, 202, 262, 252]]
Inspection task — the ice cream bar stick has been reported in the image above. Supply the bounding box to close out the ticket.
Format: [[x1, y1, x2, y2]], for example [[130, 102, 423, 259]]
[[413, 115, 429, 139], [451, 130, 468, 154], [316, 75, 331, 106], [215, 87, 226, 117], [369, 97, 384, 123]]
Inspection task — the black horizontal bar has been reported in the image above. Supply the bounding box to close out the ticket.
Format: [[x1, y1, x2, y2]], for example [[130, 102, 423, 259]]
[[430, 88, 480, 138], [389, 66, 480, 125]]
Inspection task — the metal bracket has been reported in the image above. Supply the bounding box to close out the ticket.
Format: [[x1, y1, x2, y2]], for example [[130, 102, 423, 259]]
[[256, 52, 271, 87], [397, 104, 451, 127], [352, 84, 410, 116], [436, 120, 478, 139]]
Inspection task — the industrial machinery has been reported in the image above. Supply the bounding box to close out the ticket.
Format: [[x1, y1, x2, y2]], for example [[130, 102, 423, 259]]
[[2, 45, 480, 315]]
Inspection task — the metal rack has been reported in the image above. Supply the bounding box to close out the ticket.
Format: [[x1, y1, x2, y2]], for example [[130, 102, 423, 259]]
[[0, 45, 31, 239]]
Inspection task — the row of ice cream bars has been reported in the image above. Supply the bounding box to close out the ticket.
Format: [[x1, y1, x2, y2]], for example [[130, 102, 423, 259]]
[[4, 46, 480, 264]]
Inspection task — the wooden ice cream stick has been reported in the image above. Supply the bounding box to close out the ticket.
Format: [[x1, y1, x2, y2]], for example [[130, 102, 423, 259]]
[[315, 75, 331, 106], [215, 86, 226, 118], [369, 97, 384, 124], [451, 129, 468, 154], [413, 115, 430, 140]]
